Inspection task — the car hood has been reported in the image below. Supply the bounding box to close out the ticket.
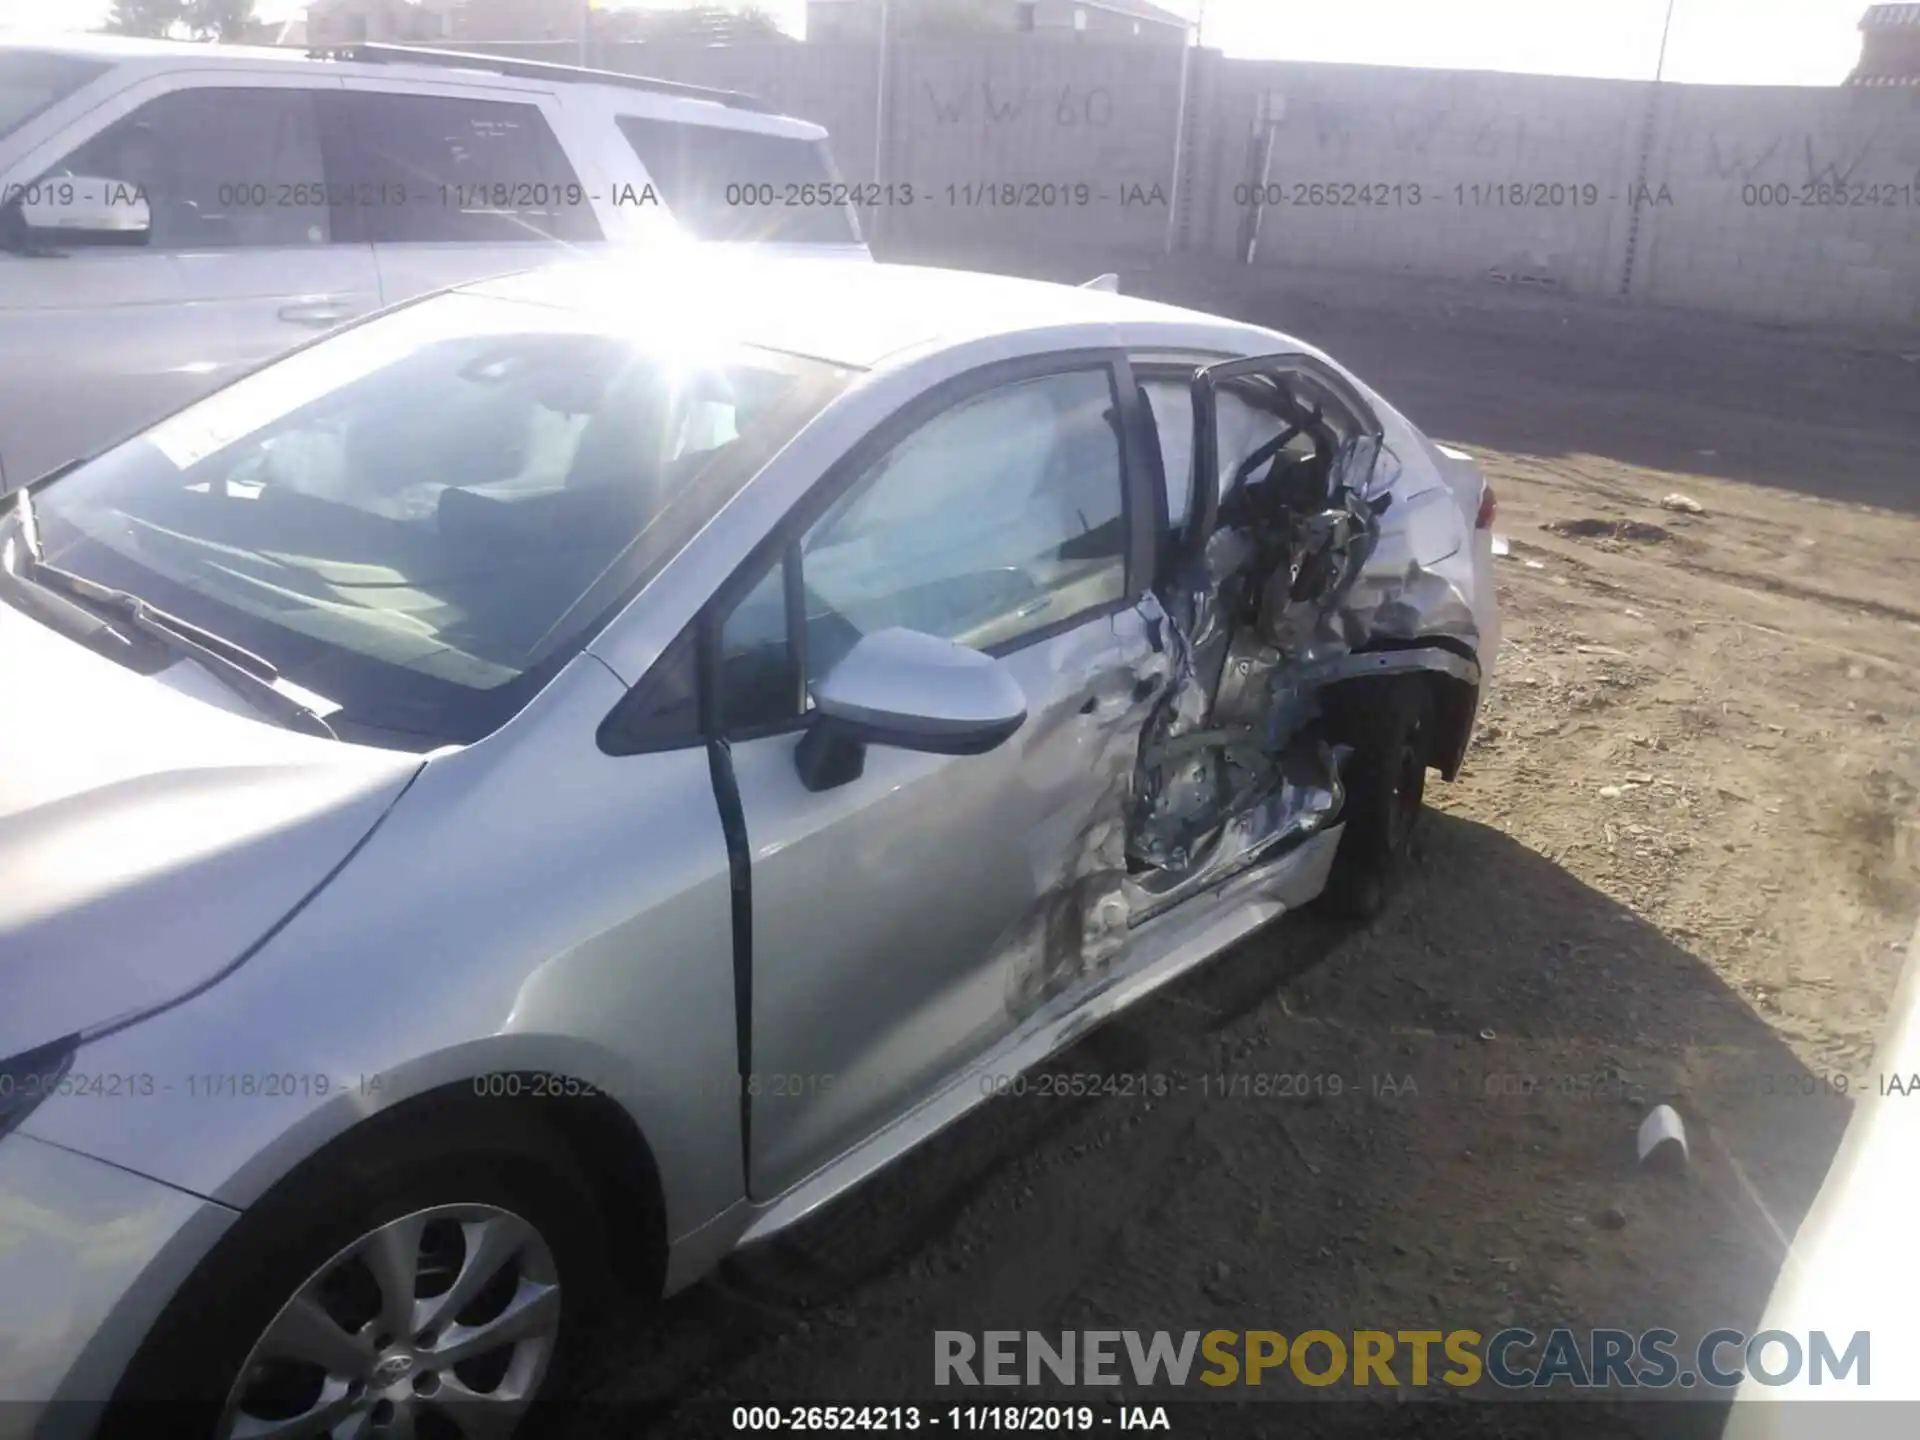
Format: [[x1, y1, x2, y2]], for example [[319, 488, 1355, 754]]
[[0, 600, 423, 1058], [692, 240, 873, 262]]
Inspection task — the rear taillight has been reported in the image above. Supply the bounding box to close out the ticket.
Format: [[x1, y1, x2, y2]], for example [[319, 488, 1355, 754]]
[[1475, 483, 1498, 530]]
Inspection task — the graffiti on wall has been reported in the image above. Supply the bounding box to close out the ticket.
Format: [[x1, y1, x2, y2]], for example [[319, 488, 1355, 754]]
[[925, 78, 1116, 127], [1287, 98, 1626, 169], [1702, 131, 1882, 188]]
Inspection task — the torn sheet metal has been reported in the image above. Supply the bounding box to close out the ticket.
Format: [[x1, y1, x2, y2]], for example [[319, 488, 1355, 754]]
[[998, 372, 1490, 1023], [1291, 484, 1485, 663], [1125, 741, 1344, 928], [1123, 601, 1347, 890], [1124, 384, 1483, 899], [1000, 601, 1172, 1020]]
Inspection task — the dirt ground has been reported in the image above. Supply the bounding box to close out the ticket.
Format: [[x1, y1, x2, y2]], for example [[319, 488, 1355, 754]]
[[556, 250, 1920, 1438]]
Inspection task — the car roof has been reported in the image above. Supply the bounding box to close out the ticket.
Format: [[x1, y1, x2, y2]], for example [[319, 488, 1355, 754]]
[[0, 33, 824, 139], [463, 253, 1282, 371]]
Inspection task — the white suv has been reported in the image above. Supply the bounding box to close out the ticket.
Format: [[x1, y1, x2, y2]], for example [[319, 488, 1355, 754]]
[[0, 34, 870, 490]]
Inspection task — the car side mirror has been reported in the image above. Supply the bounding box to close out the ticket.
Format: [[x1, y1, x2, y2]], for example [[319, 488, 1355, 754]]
[[16, 177, 151, 248], [794, 627, 1027, 793]]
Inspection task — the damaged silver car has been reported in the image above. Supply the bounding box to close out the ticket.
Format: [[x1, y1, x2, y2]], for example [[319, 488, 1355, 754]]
[[0, 253, 1498, 1438]]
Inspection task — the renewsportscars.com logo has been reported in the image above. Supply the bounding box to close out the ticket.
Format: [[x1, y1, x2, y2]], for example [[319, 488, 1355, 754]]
[[934, 1328, 1870, 1391]]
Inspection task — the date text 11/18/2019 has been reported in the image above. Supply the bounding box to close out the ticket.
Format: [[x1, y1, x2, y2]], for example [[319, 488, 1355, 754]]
[[730, 1404, 1172, 1432]]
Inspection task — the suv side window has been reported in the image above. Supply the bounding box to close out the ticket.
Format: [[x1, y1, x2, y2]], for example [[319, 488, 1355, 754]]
[[28, 86, 331, 249], [613, 116, 857, 245], [325, 92, 602, 244], [716, 367, 1130, 734]]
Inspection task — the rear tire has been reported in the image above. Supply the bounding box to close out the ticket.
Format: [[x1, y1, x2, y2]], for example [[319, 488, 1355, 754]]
[[104, 1105, 610, 1440], [1314, 674, 1435, 921]]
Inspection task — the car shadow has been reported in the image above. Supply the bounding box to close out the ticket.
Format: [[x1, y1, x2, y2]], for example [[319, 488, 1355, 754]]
[[558, 812, 1852, 1437]]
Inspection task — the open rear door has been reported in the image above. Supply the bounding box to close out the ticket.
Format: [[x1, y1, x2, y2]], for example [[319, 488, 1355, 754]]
[[1184, 351, 1386, 565]]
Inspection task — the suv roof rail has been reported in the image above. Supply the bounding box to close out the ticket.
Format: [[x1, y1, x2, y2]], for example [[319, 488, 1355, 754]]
[[306, 42, 774, 113]]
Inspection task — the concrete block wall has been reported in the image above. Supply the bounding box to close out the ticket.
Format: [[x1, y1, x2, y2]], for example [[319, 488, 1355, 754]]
[[468, 39, 1185, 250], [1635, 85, 1920, 324], [460, 39, 1920, 329], [1161, 55, 1920, 326], [879, 41, 1187, 250], [1185, 60, 1649, 296]]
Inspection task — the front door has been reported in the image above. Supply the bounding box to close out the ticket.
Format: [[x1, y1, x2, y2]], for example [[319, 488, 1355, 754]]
[[715, 356, 1161, 1197], [0, 75, 380, 488]]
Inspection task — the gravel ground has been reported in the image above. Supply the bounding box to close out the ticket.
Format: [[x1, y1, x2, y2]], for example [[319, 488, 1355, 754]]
[[554, 250, 1920, 1439]]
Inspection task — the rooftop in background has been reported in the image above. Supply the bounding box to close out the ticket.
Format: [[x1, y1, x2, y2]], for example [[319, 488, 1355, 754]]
[[1850, 1, 1920, 84], [805, 0, 1191, 44], [1067, 0, 1192, 29]]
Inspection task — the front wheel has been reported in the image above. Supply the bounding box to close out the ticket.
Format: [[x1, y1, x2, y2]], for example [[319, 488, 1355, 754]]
[[105, 1110, 608, 1440], [1314, 674, 1435, 921]]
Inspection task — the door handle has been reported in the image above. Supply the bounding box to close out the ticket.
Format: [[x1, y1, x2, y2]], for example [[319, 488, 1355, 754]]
[[277, 300, 354, 328]]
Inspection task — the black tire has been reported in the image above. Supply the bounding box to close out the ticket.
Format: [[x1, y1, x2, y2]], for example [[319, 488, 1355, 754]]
[[103, 1104, 611, 1440], [1314, 674, 1436, 921]]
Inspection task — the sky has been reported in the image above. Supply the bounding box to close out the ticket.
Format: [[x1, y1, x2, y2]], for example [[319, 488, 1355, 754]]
[[0, 0, 1873, 85]]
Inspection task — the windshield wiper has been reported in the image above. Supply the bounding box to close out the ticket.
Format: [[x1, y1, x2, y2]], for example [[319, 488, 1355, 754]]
[[7, 490, 338, 740], [33, 563, 339, 739]]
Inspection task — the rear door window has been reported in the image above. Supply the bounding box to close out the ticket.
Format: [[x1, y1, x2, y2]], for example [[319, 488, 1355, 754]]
[[613, 116, 858, 244], [322, 91, 602, 244]]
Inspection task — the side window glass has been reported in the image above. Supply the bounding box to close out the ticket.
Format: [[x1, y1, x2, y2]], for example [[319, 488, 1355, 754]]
[[1220, 391, 1306, 505], [1141, 379, 1194, 528], [605, 626, 701, 751], [36, 87, 330, 249], [708, 369, 1131, 737], [798, 369, 1127, 673], [1145, 376, 1299, 533], [324, 92, 602, 244], [718, 555, 800, 735]]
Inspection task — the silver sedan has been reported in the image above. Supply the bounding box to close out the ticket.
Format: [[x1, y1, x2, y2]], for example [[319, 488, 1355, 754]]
[[0, 253, 1499, 1438]]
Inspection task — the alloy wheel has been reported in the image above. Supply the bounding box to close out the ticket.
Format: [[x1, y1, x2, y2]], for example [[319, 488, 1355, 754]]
[[218, 1203, 561, 1440]]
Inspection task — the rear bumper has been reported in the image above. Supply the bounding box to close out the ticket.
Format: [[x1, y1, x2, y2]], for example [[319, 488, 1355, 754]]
[[0, 1133, 236, 1439]]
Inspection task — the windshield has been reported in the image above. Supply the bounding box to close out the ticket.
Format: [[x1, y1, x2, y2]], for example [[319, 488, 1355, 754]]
[[21, 291, 852, 746], [0, 50, 107, 142]]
